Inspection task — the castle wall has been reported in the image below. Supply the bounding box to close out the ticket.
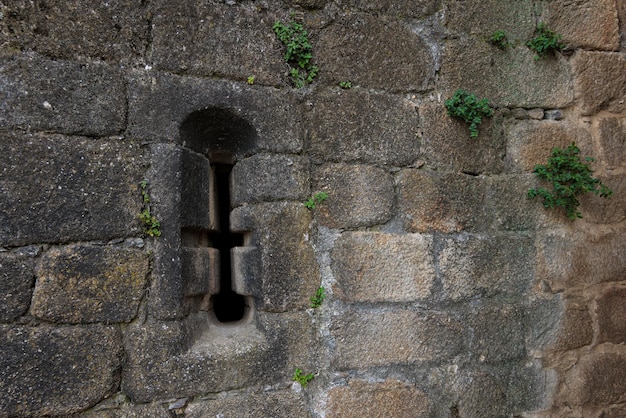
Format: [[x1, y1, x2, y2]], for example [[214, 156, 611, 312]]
[[0, 1, 624, 417]]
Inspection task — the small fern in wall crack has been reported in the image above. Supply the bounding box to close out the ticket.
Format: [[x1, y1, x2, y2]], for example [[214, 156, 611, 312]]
[[444, 90, 494, 138], [273, 19, 319, 88], [139, 180, 161, 237], [527, 143, 613, 220]]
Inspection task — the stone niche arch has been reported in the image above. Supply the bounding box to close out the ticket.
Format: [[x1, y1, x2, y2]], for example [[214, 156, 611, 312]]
[[123, 97, 318, 403]]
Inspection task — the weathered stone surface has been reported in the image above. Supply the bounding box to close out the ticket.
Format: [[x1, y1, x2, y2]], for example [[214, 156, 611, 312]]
[[594, 284, 626, 345], [455, 371, 507, 418], [398, 170, 486, 233], [485, 174, 552, 231], [232, 153, 310, 206], [536, 230, 626, 290], [0, 325, 122, 417], [439, 233, 534, 302], [550, 300, 593, 351], [0, 1, 150, 63], [578, 174, 626, 225], [505, 120, 592, 173], [327, 379, 430, 418], [332, 232, 435, 302], [620, 0, 626, 51], [558, 348, 626, 406], [0, 253, 34, 322], [127, 73, 302, 154], [597, 117, 626, 168], [419, 102, 504, 174], [123, 311, 314, 402], [330, 310, 465, 369], [307, 89, 420, 165], [447, 0, 535, 39], [333, 0, 440, 18], [230, 202, 318, 312], [572, 51, 626, 115], [440, 39, 573, 108], [186, 389, 310, 418], [0, 132, 146, 247], [31, 245, 148, 323], [0, 54, 126, 136], [313, 164, 394, 229], [542, 0, 620, 51], [152, 0, 285, 84], [80, 403, 171, 418], [180, 149, 215, 231], [469, 305, 526, 362], [315, 13, 434, 91]]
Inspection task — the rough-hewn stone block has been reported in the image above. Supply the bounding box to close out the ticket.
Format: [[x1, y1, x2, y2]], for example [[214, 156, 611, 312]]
[[231, 202, 318, 312], [0, 132, 146, 247], [333, 0, 440, 18], [536, 230, 626, 291], [152, 0, 285, 84], [447, 0, 535, 39], [597, 117, 626, 168], [398, 170, 486, 233], [455, 371, 507, 418], [186, 389, 310, 418], [180, 149, 215, 230], [578, 174, 626, 225], [0, 325, 122, 417], [332, 232, 435, 302], [231, 154, 310, 206], [542, 0, 620, 51], [439, 233, 534, 302], [572, 51, 626, 115], [0, 54, 126, 136], [594, 284, 626, 345], [0, 1, 149, 63], [31, 245, 148, 323], [307, 89, 420, 165], [330, 310, 465, 369], [315, 13, 434, 91], [0, 253, 35, 322], [313, 164, 394, 229], [419, 103, 504, 174], [558, 348, 626, 406], [440, 39, 573, 108], [505, 120, 592, 173], [469, 305, 526, 362], [327, 379, 430, 418], [80, 404, 171, 418], [550, 300, 593, 351], [127, 73, 302, 154]]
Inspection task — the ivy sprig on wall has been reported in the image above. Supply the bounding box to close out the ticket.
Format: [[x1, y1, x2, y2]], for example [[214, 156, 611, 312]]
[[527, 143, 612, 220], [273, 19, 319, 88]]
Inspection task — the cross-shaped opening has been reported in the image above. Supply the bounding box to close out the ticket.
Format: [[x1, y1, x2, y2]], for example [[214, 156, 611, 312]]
[[209, 163, 247, 323]]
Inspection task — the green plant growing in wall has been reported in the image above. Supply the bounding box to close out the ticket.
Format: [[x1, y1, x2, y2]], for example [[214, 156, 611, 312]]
[[526, 23, 565, 60], [293, 368, 314, 387], [305, 191, 328, 210], [339, 81, 352, 89], [489, 30, 512, 50], [444, 90, 494, 138], [527, 143, 613, 220], [273, 19, 319, 88], [310, 286, 325, 308], [139, 180, 161, 237], [247, 75, 256, 85]]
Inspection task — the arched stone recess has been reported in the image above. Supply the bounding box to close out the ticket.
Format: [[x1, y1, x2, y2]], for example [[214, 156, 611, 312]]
[[123, 80, 318, 402]]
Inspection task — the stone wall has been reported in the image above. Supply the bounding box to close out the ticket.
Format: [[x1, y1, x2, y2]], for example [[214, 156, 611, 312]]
[[0, 0, 624, 417]]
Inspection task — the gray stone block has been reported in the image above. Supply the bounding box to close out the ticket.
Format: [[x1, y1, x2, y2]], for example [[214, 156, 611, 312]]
[[180, 149, 215, 230], [0, 324, 122, 417], [0, 253, 35, 322], [31, 245, 149, 323], [0, 132, 146, 247], [180, 247, 220, 297], [333, 0, 440, 18], [307, 89, 420, 165], [446, 0, 535, 39], [332, 232, 435, 302], [185, 390, 311, 418], [330, 310, 466, 369], [0, 53, 126, 136], [127, 73, 302, 155], [231, 153, 310, 206], [313, 164, 394, 229], [469, 304, 527, 363], [572, 51, 626, 116], [152, 0, 285, 84], [315, 13, 434, 91], [438, 233, 534, 302]]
